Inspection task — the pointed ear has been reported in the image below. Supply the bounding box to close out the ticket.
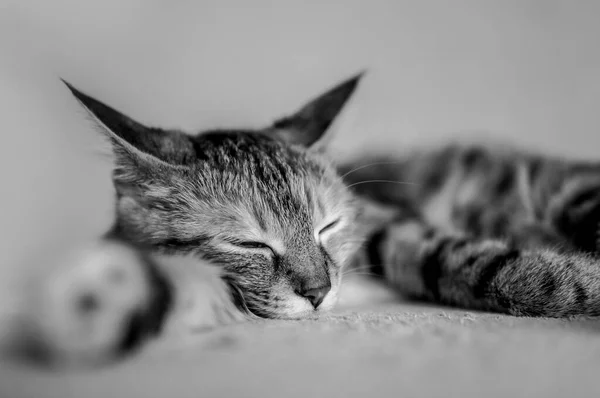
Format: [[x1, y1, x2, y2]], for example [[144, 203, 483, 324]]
[[270, 72, 364, 149], [61, 79, 196, 168]]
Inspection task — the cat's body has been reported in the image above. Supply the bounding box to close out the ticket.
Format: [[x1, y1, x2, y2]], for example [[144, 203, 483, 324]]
[[344, 143, 600, 317], [6, 74, 600, 368]]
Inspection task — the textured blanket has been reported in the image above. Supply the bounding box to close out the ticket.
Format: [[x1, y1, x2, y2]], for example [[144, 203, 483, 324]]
[[1, 277, 599, 398]]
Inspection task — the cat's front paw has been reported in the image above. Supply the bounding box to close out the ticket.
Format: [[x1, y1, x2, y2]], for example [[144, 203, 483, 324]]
[[15, 241, 247, 368], [26, 240, 169, 368]]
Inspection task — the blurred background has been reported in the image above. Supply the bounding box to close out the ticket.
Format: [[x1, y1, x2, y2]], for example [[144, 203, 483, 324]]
[[1, 0, 600, 293]]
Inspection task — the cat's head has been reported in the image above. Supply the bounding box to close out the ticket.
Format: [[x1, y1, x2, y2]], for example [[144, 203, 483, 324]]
[[63, 74, 368, 319]]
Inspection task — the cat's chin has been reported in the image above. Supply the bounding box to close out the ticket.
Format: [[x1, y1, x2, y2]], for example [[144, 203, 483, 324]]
[[247, 288, 339, 320], [271, 308, 333, 321]]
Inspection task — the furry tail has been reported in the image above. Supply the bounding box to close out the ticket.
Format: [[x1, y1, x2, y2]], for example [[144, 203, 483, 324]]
[[369, 218, 600, 317]]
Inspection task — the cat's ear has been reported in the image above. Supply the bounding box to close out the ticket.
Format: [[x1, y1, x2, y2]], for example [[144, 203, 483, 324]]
[[269, 72, 364, 150], [61, 79, 196, 168]]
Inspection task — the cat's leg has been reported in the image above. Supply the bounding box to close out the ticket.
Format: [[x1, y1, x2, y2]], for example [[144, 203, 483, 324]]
[[14, 238, 243, 368], [546, 174, 600, 253], [369, 217, 600, 317]]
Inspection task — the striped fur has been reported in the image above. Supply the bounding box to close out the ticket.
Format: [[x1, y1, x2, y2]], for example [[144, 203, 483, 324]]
[[11, 73, 600, 369], [5, 74, 367, 367], [343, 144, 600, 317]]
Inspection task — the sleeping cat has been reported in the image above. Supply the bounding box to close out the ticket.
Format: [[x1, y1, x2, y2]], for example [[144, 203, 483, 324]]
[[8, 73, 600, 368], [6, 74, 370, 367]]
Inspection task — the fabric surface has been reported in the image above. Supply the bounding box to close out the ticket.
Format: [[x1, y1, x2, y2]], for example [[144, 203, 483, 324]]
[[1, 278, 599, 398]]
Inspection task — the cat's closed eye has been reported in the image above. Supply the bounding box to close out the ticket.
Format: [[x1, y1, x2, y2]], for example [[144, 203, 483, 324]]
[[236, 241, 272, 251], [318, 219, 340, 236], [219, 238, 278, 258], [316, 218, 343, 247], [316, 218, 341, 239], [231, 240, 277, 256]]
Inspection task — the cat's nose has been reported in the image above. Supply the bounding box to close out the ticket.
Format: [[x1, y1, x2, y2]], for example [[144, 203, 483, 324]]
[[297, 284, 331, 309]]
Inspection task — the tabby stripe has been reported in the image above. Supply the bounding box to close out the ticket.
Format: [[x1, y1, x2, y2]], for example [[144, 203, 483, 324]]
[[143, 255, 174, 335], [366, 229, 387, 277], [521, 270, 558, 316], [117, 254, 173, 355], [564, 183, 600, 209], [527, 157, 543, 185], [118, 312, 146, 355], [490, 217, 509, 238], [447, 238, 469, 252], [464, 207, 482, 236], [461, 146, 486, 169], [573, 281, 588, 308], [421, 146, 456, 195], [494, 165, 516, 196], [472, 250, 520, 299], [421, 238, 454, 300], [158, 236, 210, 250], [541, 270, 558, 298]]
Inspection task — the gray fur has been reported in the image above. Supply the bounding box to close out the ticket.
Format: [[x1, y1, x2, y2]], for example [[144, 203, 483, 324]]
[[344, 142, 600, 317], [25, 73, 600, 369], [63, 74, 365, 320]]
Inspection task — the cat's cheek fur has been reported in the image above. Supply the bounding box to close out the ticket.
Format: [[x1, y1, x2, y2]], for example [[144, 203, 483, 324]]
[[260, 271, 342, 319], [156, 255, 246, 334], [279, 295, 319, 319], [318, 278, 341, 313]]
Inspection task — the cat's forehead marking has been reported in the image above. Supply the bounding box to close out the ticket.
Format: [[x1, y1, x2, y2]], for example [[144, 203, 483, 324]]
[[233, 204, 286, 253], [170, 131, 352, 253]]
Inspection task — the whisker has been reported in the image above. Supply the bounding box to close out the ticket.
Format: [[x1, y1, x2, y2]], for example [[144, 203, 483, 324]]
[[340, 160, 406, 179], [342, 261, 390, 278], [346, 179, 419, 189], [344, 264, 375, 273], [222, 276, 255, 315], [342, 265, 381, 276], [244, 299, 280, 318]]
